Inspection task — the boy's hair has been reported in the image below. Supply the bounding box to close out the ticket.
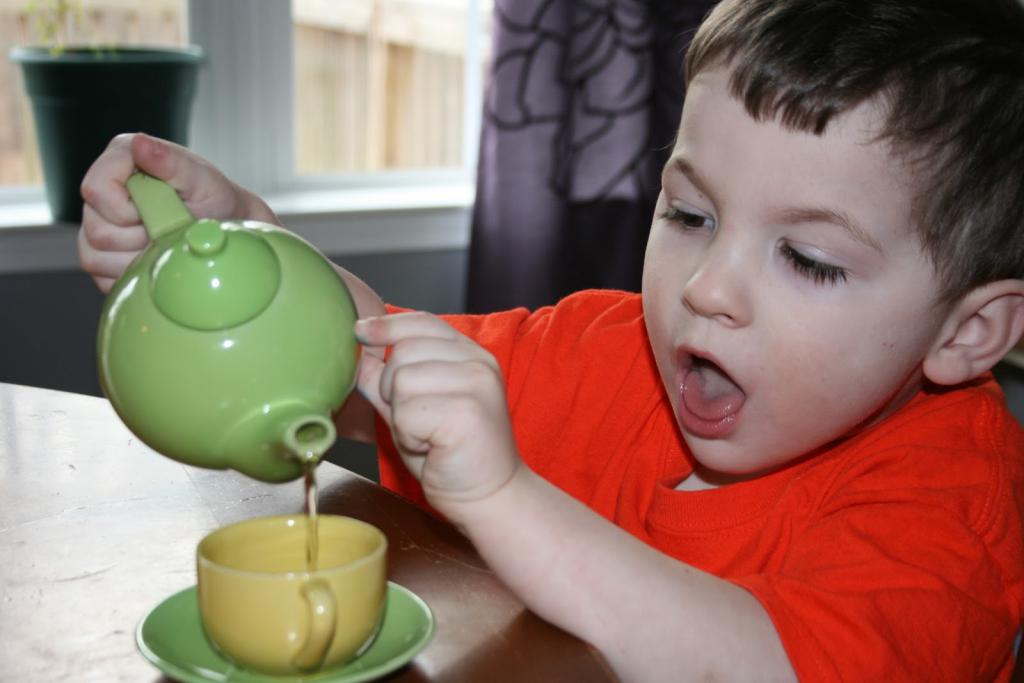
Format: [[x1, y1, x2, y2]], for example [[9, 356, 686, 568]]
[[686, 0, 1024, 303]]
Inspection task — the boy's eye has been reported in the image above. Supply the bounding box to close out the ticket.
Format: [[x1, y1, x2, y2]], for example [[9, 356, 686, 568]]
[[662, 206, 715, 231], [780, 243, 848, 286]]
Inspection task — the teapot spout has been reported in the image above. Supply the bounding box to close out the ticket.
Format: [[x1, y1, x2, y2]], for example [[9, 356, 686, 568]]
[[282, 414, 337, 465]]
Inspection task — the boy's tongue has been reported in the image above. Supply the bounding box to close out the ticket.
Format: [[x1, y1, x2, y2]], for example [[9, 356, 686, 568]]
[[682, 359, 745, 421]]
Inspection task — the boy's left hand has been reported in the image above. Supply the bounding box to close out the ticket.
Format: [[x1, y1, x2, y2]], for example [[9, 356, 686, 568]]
[[354, 312, 521, 518]]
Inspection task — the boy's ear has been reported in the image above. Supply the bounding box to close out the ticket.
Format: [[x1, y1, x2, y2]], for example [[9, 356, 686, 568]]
[[924, 279, 1024, 386]]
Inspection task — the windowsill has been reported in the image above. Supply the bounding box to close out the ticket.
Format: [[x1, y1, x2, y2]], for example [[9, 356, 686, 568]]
[[0, 200, 56, 229], [265, 182, 475, 215], [0, 183, 475, 275], [1003, 349, 1024, 372]]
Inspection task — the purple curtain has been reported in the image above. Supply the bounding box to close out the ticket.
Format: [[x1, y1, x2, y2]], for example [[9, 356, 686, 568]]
[[465, 0, 718, 313]]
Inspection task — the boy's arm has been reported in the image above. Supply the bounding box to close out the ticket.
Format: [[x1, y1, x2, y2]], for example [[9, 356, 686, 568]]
[[457, 465, 797, 682], [331, 264, 385, 445], [356, 311, 797, 682]]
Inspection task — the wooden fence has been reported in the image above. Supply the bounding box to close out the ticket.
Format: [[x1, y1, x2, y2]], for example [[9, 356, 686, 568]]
[[0, 1, 472, 187], [294, 21, 465, 174]]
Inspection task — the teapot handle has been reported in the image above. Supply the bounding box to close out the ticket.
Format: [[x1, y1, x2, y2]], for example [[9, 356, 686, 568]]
[[125, 173, 195, 241]]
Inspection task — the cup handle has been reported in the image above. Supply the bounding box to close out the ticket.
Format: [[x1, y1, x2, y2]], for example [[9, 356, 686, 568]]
[[292, 579, 337, 671]]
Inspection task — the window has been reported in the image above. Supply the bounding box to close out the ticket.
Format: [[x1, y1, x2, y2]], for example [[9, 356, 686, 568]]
[[0, 0, 490, 217], [0, 0, 188, 190], [294, 0, 488, 175], [188, 0, 489, 201]]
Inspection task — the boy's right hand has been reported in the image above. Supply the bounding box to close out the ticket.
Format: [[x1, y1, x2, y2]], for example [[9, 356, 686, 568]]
[[78, 133, 278, 292]]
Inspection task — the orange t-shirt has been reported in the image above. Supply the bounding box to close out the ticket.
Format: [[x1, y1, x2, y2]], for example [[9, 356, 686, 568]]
[[377, 290, 1024, 681]]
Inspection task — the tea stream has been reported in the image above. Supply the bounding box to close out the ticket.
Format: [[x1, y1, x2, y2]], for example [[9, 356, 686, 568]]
[[303, 461, 319, 571]]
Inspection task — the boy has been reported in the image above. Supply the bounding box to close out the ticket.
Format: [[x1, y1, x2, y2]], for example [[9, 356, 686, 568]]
[[79, 0, 1024, 679]]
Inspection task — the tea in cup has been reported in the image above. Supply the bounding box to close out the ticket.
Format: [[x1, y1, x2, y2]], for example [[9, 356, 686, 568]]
[[196, 514, 387, 675]]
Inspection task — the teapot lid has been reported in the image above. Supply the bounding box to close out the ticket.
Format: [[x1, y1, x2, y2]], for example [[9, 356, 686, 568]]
[[124, 173, 282, 331], [151, 219, 281, 330]]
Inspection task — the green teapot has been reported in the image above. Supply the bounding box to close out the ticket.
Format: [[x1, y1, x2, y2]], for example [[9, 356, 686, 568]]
[[97, 173, 360, 482]]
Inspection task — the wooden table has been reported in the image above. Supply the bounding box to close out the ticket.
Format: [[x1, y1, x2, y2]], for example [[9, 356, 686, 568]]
[[0, 383, 615, 682]]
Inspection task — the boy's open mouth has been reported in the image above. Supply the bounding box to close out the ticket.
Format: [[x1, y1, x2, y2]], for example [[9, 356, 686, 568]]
[[679, 352, 746, 438]]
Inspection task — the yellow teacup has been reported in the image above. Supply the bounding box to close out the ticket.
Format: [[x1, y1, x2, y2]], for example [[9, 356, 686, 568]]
[[196, 514, 387, 675]]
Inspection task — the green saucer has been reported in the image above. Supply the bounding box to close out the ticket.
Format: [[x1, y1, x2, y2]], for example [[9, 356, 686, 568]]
[[137, 582, 434, 683]]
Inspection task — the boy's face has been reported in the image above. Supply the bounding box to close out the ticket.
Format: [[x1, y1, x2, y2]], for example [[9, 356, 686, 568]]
[[642, 66, 953, 483]]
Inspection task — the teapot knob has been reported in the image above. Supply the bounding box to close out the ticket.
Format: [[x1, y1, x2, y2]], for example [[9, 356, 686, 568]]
[[185, 219, 227, 256], [150, 221, 281, 331]]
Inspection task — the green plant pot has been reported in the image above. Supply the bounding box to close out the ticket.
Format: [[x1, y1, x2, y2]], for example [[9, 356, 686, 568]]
[[9, 46, 204, 223]]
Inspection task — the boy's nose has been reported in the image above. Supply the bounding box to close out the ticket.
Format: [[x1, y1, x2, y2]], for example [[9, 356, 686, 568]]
[[681, 241, 752, 327]]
